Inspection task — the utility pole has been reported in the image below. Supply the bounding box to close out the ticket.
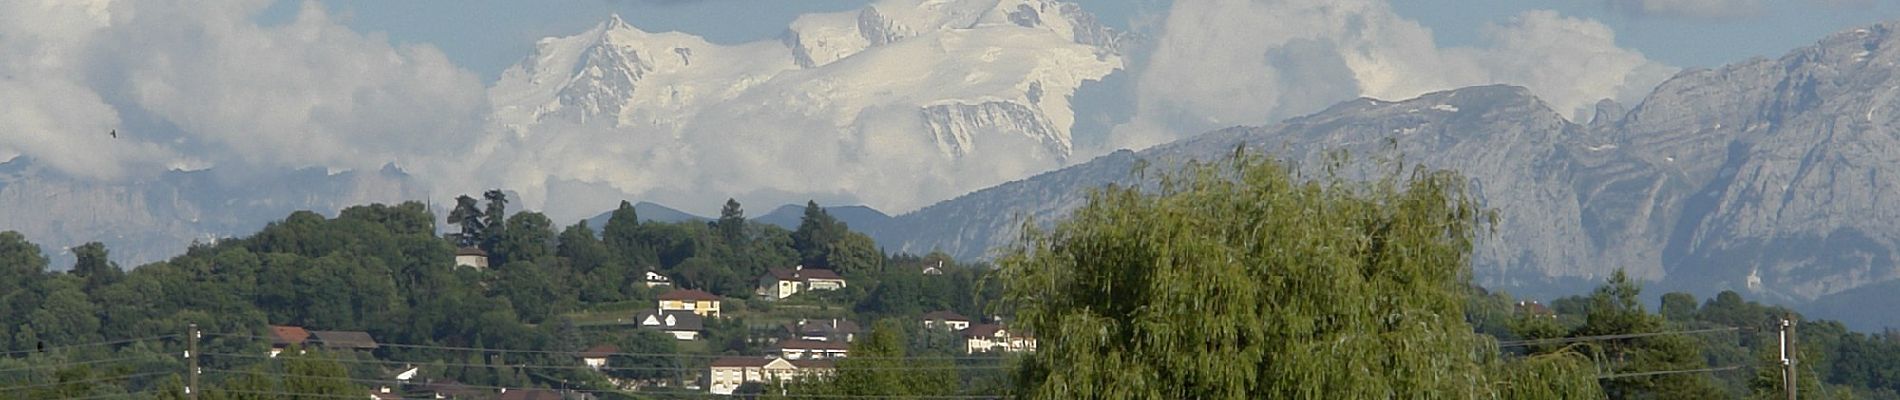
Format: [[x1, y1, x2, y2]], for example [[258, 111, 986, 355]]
[[1779, 315, 1797, 400], [187, 323, 200, 400]]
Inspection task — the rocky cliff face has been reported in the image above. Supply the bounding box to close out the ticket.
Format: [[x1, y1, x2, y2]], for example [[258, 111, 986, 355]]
[[877, 21, 1900, 307]]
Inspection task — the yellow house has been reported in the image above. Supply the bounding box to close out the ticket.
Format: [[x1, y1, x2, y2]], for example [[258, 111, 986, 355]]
[[657, 289, 722, 317]]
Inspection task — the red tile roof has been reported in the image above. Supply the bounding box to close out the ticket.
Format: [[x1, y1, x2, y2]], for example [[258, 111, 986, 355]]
[[774, 339, 850, 351], [920, 310, 970, 322], [789, 359, 837, 369], [960, 324, 1006, 338], [578, 344, 619, 358], [309, 330, 379, 350], [268, 325, 310, 347], [709, 356, 776, 368], [497, 388, 562, 400], [658, 288, 721, 301], [763, 266, 845, 281]]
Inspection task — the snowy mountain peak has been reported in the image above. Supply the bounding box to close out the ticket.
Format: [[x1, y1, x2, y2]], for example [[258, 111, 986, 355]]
[[486, 0, 1124, 214], [788, 0, 1126, 69]]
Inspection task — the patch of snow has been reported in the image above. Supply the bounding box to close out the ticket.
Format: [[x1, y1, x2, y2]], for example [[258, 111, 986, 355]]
[[1431, 104, 1459, 112], [1585, 144, 1617, 151]]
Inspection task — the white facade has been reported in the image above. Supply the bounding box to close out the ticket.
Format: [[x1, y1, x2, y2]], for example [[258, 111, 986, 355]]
[[643, 271, 673, 287], [453, 254, 487, 269], [708, 358, 831, 395]]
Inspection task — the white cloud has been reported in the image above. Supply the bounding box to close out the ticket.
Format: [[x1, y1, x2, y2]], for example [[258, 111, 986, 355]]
[[1113, 0, 1676, 150], [0, 0, 487, 181], [1603, 0, 1765, 19]]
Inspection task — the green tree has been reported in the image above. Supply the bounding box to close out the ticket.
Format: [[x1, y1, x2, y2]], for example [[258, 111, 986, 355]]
[[780, 320, 956, 398], [1571, 271, 1723, 399], [497, 211, 555, 265], [611, 330, 684, 382], [26, 277, 101, 346], [494, 260, 573, 323], [283, 351, 364, 399], [482, 189, 510, 254], [996, 153, 1600, 399], [70, 242, 123, 291], [1660, 292, 1698, 322], [718, 198, 748, 244], [791, 201, 842, 269], [447, 195, 485, 248], [602, 201, 656, 265]]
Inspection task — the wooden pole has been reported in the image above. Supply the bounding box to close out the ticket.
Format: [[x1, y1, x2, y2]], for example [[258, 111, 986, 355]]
[[187, 323, 200, 400]]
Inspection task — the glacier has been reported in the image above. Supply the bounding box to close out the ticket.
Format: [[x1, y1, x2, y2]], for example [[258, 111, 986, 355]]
[[482, 0, 1127, 215]]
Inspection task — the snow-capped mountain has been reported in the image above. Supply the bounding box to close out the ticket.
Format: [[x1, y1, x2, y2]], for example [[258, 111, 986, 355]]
[[488, 0, 1127, 205]]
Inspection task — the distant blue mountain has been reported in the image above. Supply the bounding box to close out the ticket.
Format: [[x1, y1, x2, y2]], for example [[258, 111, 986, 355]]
[[583, 201, 711, 229], [754, 204, 892, 233]]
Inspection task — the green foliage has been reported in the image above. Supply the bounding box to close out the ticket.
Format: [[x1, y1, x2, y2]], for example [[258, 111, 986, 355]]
[[603, 200, 657, 266], [718, 198, 748, 245], [1574, 271, 1723, 399], [71, 242, 124, 291], [497, 211, 555, 265], [448, 195, 485, 248], [777, 320, 958, 398], [998, 153, 1599, 399]]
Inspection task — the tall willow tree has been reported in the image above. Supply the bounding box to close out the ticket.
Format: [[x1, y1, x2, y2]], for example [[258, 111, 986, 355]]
[[998, 151, 1601, 399]]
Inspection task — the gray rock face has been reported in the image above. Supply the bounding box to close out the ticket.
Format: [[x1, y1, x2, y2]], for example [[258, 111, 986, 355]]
[[876, 21, 1900, 306], [920, 101, 1069, 160]]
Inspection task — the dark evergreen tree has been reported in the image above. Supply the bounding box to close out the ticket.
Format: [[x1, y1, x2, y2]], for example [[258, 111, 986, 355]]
[[791, 200, 843, 269], [447, 195, 485, 248], [481, 189, 509, 255], [717, 198, 747, 245], [70, 242, 122, 291], [602, 200, 655, 265]]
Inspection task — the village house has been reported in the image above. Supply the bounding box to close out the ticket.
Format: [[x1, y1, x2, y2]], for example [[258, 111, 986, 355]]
[[785, 318, 860, 342], [657, 288, 722, 317], [368, 387, 402, 400], [756, 265, 847, 300], [496, 388, 562, 400], [960, 324, 1035, 354], [578, 344, 618, 370], [268, 325, 310, 357], [421, 381, 481, 399], [772, 339, 850, 360], [453, 247, 488, 269], [643, 270, 673, 288], [1516, 300, 1556, 319], [634, 310, 705, 340], [706, 357, 836, 395], [920, 310, 971, 331], [309, 330, 380, 352]]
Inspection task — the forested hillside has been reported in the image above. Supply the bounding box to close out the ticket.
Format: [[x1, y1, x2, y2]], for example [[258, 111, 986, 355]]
[[7, 178, 1900, 399], [0, 195, 1002, 399]]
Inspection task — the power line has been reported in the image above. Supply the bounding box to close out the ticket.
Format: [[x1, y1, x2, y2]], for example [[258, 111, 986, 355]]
[[1497, 327, 1739, 348], [0, 336, 178, 358], [0, 356, 147, 374], [208, 369, 1011, 399], [202, 352, 1008, 372], [0, 372, 171, 393], [202, 368, 617, 395], [204, 332, 1013, 361], [54, 392, 141, 400], [1597, 365, 1743, 380]]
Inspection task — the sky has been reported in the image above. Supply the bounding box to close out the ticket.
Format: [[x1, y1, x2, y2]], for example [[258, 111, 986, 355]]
[[5, 0, 1900, 221], [288, 0, 1900, 81]]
